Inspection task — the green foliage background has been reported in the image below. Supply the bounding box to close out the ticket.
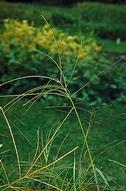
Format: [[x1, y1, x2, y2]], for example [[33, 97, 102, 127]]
[[0, 19, 126, 105]]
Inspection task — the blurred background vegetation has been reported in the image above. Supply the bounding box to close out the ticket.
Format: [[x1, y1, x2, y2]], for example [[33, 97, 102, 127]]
[[5, 0, 126, 5], [0, 0, 126, 190], [0, 0, 126, 104]]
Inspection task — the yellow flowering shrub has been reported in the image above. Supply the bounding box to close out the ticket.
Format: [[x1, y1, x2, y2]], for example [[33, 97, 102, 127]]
[[0, 19, 102, 61]]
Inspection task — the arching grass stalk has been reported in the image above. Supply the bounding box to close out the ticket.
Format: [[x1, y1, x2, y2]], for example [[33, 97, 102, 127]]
[[72, 151, 77, 191], [8, 75, 101, 189], [0, 106, 21, 179], [0, 159, 10, 185], [66, 93, 100, 191], [0, 75, 65, 110], [0, 55, 120, 190], [0, 73, 100, 190], [40, 15, 66, 87]]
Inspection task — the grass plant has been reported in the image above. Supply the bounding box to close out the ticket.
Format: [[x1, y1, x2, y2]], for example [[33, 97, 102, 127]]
[[0, 14, 126, 191]]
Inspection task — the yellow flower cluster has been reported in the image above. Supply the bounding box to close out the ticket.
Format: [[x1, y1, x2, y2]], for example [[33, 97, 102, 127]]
[[0, 19, 102, 61]]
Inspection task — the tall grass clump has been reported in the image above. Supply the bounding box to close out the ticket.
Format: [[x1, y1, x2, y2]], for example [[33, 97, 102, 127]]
[[0, 18, 126, 191]]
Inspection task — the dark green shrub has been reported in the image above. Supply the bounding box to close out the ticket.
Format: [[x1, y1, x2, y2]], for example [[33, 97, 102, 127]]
[[74, 2, 126, 40]]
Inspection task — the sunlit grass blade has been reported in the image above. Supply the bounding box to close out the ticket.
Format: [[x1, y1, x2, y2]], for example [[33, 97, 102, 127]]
[[0, 106, 21, 178]]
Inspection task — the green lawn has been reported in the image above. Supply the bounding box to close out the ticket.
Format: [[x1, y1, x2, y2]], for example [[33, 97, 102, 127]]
[[0, 98, 126, 189], [100, 39, 126, 53]]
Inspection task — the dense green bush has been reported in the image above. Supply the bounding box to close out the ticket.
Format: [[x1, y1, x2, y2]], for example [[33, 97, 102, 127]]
[[0, 19, 126, 105], [75, 2, 126, 24], [0, 1, 54, 26], [73, 2, 126, 39], [0, 1, 76, 34]]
